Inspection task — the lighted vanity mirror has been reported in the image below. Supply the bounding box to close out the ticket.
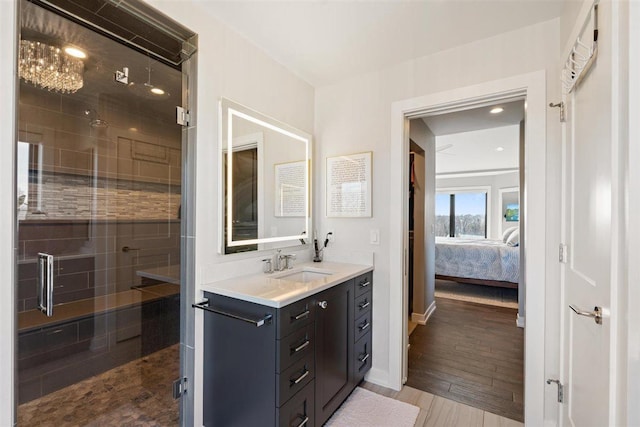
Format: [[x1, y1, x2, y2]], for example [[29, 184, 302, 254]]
[[220, 98, 311, 254]]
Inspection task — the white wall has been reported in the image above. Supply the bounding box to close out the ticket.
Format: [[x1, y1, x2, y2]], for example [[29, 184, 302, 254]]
[[626, 3, 640, 424], [409, 119, 436, 320], [315, 17, 562, 423], [436, 171, 519, 240]]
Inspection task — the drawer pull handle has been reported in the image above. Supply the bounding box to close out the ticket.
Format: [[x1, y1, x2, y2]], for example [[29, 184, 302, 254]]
[[358, 321, 370, 331], [291, 369, 310, 385], [292, 310, 310, 321], [358, 353, 370, 363], [358, 300, 370, 310], [359, 281, 370, 288], [292, 339, 310, 354], [295, 416, 309, 427]]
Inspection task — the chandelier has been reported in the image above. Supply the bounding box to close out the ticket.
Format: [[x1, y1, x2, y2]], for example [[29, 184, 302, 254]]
[[19, 40, 84, 94]]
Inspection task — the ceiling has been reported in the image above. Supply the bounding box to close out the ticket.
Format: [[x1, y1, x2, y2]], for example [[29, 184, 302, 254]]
[[413, 100, 524, 175], [423, 99, 525, 136], [20, 1, 182, 124], [198, 1, 564, 87]]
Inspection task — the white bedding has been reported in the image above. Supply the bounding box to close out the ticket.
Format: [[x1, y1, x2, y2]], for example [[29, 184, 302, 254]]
[[435, 237, 519, 283]]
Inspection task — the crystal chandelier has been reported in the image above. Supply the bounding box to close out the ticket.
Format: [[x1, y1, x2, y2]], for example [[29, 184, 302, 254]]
[[19, 40, 84, 93]]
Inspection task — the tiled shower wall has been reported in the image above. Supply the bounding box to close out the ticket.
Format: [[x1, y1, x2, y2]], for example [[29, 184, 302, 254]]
[[27, 172, 181, 220], [17, 219, 180, 311]]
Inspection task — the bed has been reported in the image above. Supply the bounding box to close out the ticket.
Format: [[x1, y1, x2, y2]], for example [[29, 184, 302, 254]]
[[435, 237, 519, 288]]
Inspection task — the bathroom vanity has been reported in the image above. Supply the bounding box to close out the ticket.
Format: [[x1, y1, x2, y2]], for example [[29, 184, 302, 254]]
[[200, 262, 373, 427]]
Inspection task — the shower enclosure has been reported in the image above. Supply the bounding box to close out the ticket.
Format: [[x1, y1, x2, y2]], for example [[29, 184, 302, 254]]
[[15, 1, 194, 423]]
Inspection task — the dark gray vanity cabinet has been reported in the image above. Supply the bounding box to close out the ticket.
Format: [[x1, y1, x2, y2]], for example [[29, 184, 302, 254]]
[[202, 293, 278, 427], [314, 280, 354, 426], [353, 271, 373, 384], [202, 271, 372, 427]]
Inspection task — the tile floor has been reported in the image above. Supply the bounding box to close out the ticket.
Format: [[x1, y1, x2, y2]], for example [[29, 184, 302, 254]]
[[18, 344, 179, 426], [361, 382, 524, 427]]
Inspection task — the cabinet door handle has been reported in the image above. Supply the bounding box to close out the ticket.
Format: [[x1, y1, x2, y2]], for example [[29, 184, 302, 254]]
[[291, 368, 310, 385], [318, 300, 328, 309], [292, 310, 310, 321], [295, 416, 309, 427], [358, 300, 370, 310], [358, 353, 370, 363], [292, 339, 310, 354], [358, 321, 370, 331], [359, 281, 370, 288]]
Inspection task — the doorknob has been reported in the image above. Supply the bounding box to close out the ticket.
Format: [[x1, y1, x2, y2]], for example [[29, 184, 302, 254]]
[[569, 305, 603, 325]]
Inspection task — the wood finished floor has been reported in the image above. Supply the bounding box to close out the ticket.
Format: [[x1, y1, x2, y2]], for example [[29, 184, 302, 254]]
[[407, 297, 524, 422], [361, 382, 523, 427]]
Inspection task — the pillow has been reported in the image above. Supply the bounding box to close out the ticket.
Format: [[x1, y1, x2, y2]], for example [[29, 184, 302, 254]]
[[502, 226, 518, 243], [506, 228, 520, 247]]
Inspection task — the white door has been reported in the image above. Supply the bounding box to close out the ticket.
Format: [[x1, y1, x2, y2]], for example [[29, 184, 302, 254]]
[[560, 1, 621, 426]]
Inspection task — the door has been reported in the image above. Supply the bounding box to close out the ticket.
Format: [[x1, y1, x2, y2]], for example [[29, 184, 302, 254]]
[[560, 2, 620, 425], [16, 2, 183, 424], [315, 281, 353, 425]]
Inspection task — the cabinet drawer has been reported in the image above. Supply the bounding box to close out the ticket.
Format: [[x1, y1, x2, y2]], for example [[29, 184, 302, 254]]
[[277, 379, 315, 427], [277, 323, 315, 373], [354, 271, 373, 297], [277, 297, 315, 339], [354, 312, 372, 342], [353, 332, 372, 384], [277, 353, 314, 406], [354, 291, 372, 317]]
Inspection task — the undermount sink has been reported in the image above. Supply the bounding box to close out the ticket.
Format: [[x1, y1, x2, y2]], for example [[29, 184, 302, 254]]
[[275, 268, 333, 283]]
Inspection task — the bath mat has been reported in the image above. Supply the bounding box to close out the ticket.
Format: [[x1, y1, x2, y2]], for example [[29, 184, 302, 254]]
[[325, 387, 420, 427]]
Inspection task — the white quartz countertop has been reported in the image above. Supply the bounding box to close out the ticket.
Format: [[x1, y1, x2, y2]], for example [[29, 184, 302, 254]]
[[201, 261, 373, 308]]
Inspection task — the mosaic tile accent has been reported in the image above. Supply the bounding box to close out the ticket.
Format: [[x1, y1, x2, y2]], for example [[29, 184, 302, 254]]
[[18, 344, 180, 426], [26, 172, 181, 220]]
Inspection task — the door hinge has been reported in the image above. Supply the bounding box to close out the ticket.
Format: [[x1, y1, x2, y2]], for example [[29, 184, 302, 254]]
[[173, 377, 187, 399], [549, 102, 566, 122], [176, 106, 190, 126], [559, 243, 568, 263], [546, 378, 564, 403]]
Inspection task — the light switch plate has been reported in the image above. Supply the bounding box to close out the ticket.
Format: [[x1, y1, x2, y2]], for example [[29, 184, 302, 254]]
[[370, 229, 380, 245]]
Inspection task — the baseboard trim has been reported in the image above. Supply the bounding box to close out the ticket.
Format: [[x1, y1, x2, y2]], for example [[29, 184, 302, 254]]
[[516, 313, 525, 328], [364, 367, 397, 390], [411, 301, 436, 325]]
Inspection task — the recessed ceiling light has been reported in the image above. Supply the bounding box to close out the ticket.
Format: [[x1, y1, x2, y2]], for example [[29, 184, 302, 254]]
[[150, 87, 165, 95], [64, 46, 87, 59], [129, 127, 138, 132], [490, 107, 504, 114], [496, 146, 504, 152]]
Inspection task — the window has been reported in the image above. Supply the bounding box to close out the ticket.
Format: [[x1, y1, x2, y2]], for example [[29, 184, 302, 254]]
[[435, 189, 488, 238]]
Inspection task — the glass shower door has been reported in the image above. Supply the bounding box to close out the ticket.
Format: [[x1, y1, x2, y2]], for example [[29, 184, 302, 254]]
[[16, 1, 183, 424]]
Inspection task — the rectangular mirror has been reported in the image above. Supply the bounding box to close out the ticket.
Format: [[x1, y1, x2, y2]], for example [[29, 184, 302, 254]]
[[220, 98, 311, 254]]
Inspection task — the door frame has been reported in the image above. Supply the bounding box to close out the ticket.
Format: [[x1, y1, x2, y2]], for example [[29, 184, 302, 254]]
[[388, 70, 547, 426]]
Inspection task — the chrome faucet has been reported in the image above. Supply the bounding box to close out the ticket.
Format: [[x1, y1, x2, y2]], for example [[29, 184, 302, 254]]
[[273, 250, 296, 271]]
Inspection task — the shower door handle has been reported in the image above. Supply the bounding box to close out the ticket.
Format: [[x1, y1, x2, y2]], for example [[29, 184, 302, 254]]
[[37, 253, 54, 317]]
